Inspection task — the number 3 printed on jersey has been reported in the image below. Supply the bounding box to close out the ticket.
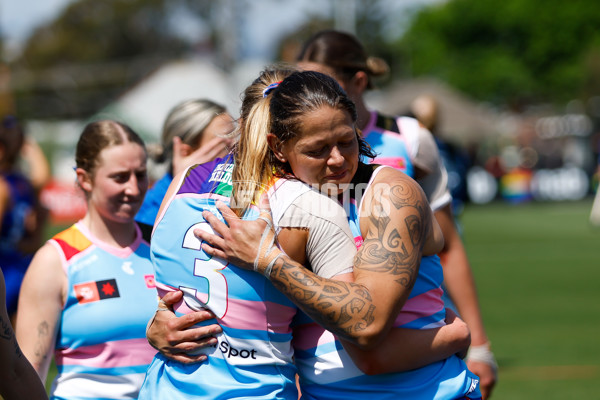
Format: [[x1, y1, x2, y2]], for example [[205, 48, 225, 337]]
[[181, 221, 228, 318]]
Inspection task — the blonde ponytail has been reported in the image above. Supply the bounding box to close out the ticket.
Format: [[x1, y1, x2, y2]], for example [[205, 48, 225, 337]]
[[230, 65, 298, 216], [231, 98, 273, 215]]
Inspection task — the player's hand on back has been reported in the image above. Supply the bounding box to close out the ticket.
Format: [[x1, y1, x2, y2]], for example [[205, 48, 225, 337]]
[[147, 290, 223, 364]]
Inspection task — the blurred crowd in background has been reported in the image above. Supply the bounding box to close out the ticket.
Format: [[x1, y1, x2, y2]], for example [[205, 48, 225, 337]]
[[2, 0, 600, 225]]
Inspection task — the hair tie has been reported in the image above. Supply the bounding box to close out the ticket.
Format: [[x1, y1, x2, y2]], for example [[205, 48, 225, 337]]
[[262, 81, 282, 98]]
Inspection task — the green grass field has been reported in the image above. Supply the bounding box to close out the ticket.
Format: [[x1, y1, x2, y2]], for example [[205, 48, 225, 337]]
[[41, 199, 600, 398], [460, 199, 600, 399]]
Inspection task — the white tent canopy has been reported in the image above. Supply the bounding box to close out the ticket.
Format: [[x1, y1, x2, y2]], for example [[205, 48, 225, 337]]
[[98, 57, 266, 143]]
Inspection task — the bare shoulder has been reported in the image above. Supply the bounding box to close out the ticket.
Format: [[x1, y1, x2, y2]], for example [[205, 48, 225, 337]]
[[24, 242, 65, 289], [367, 167, 429, 207], [373, 167, 414, 185], [31, 241, 62, 265]]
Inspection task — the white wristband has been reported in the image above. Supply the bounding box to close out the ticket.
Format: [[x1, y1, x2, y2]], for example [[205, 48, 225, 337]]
[[466, 342, 498, 373], [263, 253, 282, 279], [254, 215, 276, 272]]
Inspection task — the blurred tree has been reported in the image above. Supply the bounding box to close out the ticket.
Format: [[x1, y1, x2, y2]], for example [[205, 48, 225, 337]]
[[20, 0, 181, 68], [395, 0, 600, 110], [10, 0, 215, 119]]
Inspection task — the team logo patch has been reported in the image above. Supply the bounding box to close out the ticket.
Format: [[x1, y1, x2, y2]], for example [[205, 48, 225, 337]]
[[144, 274, 156, 288], [74, 279, 120, 304], [468, 378, 480, 394]]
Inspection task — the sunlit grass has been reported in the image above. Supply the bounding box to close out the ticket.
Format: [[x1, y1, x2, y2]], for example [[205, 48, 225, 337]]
[[461, 199, 600, 399]]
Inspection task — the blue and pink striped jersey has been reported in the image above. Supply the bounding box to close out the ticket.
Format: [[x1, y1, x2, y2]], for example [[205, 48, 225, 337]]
[[292, 165, 481, 400], [49, 222, 157, 400], [139, 156, 303, 400]]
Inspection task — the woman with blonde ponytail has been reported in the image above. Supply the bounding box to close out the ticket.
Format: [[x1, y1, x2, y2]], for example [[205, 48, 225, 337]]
[[230, 67, 294, 214], [140, 66, 362, 399]]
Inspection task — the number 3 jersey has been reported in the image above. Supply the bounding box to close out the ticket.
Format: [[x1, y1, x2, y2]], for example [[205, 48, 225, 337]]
[[140, 155, 356, 400]]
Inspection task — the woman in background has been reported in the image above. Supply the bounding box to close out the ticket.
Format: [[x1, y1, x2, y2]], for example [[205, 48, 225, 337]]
[[16, 120, 158, 400], [136, 99, 235, 236]]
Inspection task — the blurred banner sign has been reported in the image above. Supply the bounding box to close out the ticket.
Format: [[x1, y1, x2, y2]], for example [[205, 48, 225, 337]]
[[40, 179, 87, 224]]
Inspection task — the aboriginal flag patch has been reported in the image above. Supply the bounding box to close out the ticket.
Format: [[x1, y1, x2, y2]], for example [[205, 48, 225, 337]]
[[74, 279, 120, 304]]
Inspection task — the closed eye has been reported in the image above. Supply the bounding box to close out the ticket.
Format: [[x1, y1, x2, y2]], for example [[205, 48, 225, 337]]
[[305, 147, 326, 157]]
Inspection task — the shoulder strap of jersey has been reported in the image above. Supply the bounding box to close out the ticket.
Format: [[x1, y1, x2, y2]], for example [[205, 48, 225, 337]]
[[375, 112, 400, 134], [348, 163, 378, 205]]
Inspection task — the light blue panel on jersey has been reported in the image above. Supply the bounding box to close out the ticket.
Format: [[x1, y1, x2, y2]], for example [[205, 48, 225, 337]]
[[141, 353, 297, 400], [59, 245, 155, 348], [364, 130, 415, 177]]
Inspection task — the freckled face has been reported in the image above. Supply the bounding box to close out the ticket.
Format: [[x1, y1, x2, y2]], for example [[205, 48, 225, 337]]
[[278, 106, 359, 195], [87, 142, 148, 223]]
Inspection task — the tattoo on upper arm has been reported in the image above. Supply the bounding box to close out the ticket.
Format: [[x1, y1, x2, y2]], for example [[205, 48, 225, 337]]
[[389, 182, 431, 241], [355, 181, 428, 287], [34, 321, 50, 363]]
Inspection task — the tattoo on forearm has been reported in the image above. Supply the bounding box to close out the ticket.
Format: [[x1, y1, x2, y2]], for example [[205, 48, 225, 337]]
[[270, 258, 375, 339]]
